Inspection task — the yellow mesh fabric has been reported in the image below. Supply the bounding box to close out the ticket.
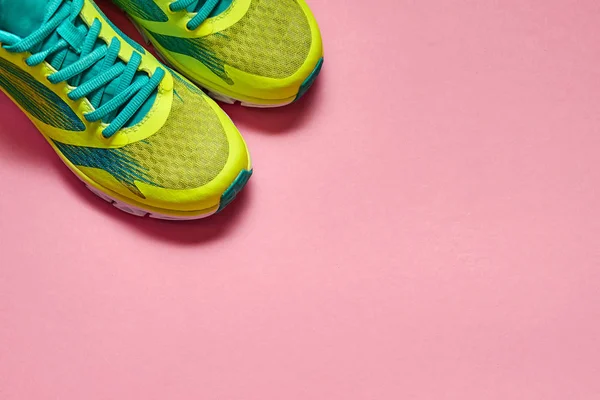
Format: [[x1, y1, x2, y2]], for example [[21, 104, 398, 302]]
[[124, 74, 229, 190], [203, 0, 312, 79]]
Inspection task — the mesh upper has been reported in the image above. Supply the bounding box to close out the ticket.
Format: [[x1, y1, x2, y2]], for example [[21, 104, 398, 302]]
[[147, 0, 312, 83], [204, 0, 312, 79], [125, 74, 229, 190], [54, 73, 230, 197]]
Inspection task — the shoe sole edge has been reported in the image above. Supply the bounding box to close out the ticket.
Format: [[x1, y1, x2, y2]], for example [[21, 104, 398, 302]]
[[83, 169, 253, 221]]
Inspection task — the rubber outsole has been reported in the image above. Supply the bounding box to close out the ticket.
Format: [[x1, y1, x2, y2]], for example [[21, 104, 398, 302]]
[[83, 169, 253, 221], [205, 89, 294, 108]]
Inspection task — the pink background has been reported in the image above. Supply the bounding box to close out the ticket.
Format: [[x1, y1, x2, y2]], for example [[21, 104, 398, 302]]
[[2, 0, 600, 398]]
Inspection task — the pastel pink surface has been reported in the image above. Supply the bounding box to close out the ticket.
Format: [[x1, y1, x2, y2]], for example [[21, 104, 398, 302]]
[[1, 0, 600, 398]]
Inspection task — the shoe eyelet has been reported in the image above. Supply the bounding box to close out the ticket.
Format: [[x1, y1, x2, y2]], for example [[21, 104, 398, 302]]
[[99, 130, 110, 140]]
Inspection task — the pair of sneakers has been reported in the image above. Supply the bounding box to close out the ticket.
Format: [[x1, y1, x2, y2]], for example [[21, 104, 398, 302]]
[[0, 0, 323, 220]]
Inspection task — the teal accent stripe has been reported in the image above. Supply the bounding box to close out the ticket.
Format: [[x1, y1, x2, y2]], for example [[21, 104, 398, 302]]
[[0, 58, 85, 131], [53, 139, 154, 197], [148, 31, 232, 84], [111, 0, 169, 23]]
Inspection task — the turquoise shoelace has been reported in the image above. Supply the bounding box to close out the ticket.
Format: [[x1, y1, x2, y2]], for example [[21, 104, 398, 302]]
[[0, 0, 164, 138], [169, 0, 221, 30]]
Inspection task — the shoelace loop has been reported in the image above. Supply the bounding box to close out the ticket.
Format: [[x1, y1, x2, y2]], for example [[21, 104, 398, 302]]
[[0, 0, 164, 138], [169, 0, 221, 30]]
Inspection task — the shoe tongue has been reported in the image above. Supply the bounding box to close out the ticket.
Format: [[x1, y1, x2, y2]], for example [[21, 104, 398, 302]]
[[0, 0, 50, 37]]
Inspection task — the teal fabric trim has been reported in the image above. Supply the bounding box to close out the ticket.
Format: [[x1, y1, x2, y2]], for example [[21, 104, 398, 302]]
[[218, 169, 252, 212], [111, 0, 168, 22], [0, 57, 85, 131], [0, 0, 48, 38], [295, 57, 323, 101]]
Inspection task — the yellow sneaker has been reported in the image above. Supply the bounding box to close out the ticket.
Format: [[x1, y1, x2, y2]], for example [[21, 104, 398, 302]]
[[113, 0, 324, 107], [0, 0, 252, 220]]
